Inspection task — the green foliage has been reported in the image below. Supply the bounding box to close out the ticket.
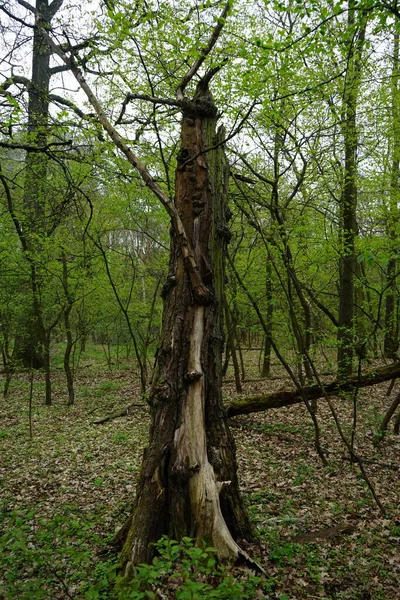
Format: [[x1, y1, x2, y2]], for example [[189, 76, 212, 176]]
[[113, 536, 273, 599], [0, 503, 109, 599], [111, 432, 130, 445]]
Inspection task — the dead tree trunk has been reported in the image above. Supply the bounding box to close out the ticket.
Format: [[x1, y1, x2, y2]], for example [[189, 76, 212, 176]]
[[119, 88, 251, 573], [38, 0, 251, 572]]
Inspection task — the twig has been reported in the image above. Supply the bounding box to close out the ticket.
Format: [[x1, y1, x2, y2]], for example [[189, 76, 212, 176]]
[[322, 447, 399, 472]]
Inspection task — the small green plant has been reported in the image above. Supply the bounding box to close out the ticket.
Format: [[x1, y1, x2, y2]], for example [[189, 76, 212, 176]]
[[99, 380, 121, 392], [391, 525, 400, 537], [269, 542, 299, 566], [113, 536, 273, 599], [0, 503, 107, 600], [111, 432, 129, 445]]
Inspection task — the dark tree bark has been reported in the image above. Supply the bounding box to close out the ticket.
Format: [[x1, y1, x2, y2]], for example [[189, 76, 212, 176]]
[[224, 301, 242, 393], [384, 28, 400, 359], [118, 87, 251, 573], [12, 0, 56, 368], [394, 410, 400, 434], [0, 331, 12, 398], [261, 256, 273, 378], [375, 390, 400, 444], [61, 253, 75, 406], [337, 2, 366, 378]]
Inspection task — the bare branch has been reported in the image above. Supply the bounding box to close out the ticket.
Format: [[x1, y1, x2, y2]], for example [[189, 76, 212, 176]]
[[48, 0, 64, 18], [15, 0, 35, 15], [0, 139, 72, 151], [0, 4, 35, 28], [49, 93, 94, 120], [36, 21, 210, 303], [176, 0, 231, 100]]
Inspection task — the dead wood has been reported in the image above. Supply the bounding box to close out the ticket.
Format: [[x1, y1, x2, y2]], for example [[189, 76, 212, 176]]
[[338, 455, 400, 471], [93, 403, 147, 424], [225, 362, 400, 418], [290, 521, 356, 544], [321, 447, 400, 471]]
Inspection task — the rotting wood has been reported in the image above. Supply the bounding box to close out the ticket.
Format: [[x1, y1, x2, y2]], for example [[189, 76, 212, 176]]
[[94, 362, 400, 425], [92, 403, 146, 424], [290, 521, 356, 544], [225, 362, 400, 418]]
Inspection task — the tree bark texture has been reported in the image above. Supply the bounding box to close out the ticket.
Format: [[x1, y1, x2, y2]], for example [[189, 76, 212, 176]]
[[119, 91, 251, 574], [13, 0, 53, 369], [61, 253, 75, 405]]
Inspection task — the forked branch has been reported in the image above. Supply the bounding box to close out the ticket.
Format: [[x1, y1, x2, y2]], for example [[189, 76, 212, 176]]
[[32, 20, 210, 303], [176, 0, 231, 100]]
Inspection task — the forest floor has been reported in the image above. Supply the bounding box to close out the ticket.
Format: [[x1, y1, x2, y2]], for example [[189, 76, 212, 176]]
[[0, 351, 399, 599]]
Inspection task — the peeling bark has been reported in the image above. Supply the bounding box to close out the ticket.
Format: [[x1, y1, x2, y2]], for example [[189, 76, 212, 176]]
[[119, 87, 251, 574]]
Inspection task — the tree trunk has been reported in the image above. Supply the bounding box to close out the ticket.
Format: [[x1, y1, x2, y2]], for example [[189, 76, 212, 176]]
[[384, 28, 400, 359], [43, 330, 52, 406], [13, 0, 55, 369], [337, 2, 366, 378], [375, 390, 400, 444], [224, 301, 242, 393], [1, 343, 12, 398], [394, 410, 400, 434], [119, 89, 251, 574], [61, 253, 75, 406], [261, 256, 273, 378]]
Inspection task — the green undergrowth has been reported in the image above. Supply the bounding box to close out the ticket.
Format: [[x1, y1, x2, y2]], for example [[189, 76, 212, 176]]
[[0, 516, 275, 600], [0, 501, 115, 599], [111, 537, 275, 600], [1, 367, 399, 598]]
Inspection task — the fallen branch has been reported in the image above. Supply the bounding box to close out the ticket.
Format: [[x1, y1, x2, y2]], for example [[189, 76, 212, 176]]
[[93, 403, 147, 424], [338, 455, 399, 471], [321, 447, 400, 471], [290, 521, 356, 544], [225, 362, 400, 418]]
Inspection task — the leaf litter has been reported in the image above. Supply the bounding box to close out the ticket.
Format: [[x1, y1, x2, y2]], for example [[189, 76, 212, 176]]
[[0, 362, 399, 599]]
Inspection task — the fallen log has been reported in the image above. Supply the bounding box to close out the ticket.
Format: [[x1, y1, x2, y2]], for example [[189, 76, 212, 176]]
[[225, 362, 400, 418], [290, 521, 356, 544], [92, 402, 146, 424]]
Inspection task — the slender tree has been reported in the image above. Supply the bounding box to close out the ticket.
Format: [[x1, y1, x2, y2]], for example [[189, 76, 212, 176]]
[[384, 24, 400, 358], [337, 1, 367, 377]]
